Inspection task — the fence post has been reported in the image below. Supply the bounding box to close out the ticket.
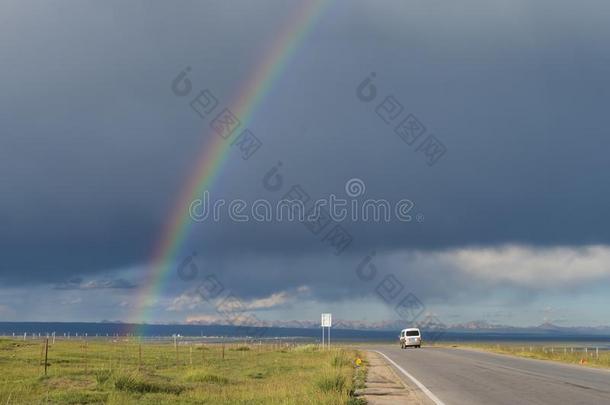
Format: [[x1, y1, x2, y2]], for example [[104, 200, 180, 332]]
[[175, 337, 179, 367], [84, 340, 88, 373], [44, 338, 49, 376], [138, 344, 142, 371], [39, 343, 44, 373]]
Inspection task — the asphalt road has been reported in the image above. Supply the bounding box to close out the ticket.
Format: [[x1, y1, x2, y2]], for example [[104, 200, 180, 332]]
[[370, 345, 610, 405]]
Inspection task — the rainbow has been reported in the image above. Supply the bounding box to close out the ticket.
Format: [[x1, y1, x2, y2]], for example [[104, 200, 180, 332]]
[[129, 1, 329, 333]]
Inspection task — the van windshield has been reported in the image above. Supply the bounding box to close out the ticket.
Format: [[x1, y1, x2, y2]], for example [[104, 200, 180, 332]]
[[406, 330, 420, 337]]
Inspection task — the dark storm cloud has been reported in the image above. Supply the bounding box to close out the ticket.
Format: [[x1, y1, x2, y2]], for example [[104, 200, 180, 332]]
[[2, 0, 610, 289]]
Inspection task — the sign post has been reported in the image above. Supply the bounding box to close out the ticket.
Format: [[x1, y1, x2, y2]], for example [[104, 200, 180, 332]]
[[321, 313, 332, 349]]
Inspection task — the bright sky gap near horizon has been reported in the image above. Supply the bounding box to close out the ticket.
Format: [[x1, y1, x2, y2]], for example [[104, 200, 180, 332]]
[[2, 0, 610, 328]]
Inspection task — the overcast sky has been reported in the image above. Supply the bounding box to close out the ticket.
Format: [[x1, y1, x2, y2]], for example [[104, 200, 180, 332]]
[[2, 0, 610, 327]]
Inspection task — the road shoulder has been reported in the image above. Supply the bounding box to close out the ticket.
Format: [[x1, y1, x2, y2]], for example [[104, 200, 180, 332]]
[[355, 350, 432, 405]]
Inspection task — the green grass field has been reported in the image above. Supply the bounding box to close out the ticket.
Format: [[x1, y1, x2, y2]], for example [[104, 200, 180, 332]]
[[0, 338, 366, 404], [438, 342, 610, 369]]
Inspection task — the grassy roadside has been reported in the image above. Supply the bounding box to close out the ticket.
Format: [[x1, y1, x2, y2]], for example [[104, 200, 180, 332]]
[[435, 342, 610, 369], [0, 338, 366, 404]]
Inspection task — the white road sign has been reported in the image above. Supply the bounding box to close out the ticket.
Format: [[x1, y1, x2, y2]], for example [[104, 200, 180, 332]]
[[321, 313, 332, 327]]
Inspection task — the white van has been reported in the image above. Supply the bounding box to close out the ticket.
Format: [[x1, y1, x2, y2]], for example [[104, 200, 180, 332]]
[[399, 328, 421, 348]]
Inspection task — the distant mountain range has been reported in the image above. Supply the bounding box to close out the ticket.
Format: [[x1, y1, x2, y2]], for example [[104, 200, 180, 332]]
[[181, 318, 610, 335], [442, 320, 610, 335]]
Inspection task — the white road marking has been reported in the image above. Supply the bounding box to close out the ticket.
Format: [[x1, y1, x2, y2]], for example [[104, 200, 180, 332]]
[[375, 350, 446, 405]]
